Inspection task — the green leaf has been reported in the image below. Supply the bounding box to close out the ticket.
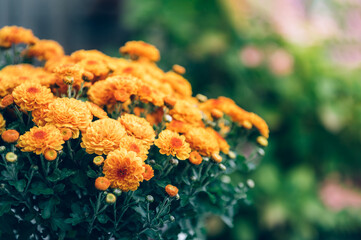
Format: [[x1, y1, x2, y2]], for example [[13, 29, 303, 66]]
[[41, 198, 58, 219], [86, 167, 98, 178], [29, 181, 54, 195], [1, 170, 12, 181], [97, 214, 109, 224], [132, 205, 147, 218], [48, 168, 76, 182], [70, 171, 87, 188], [9, 179, 26, 192], [0, 202, 11, 216]]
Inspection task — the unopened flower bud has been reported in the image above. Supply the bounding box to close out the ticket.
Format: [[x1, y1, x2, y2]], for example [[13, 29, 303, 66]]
[[172, 64, 186, 75], [0, 146, 6, 153], [169, 215, 175, 222], [95, 177, 111, 191], [221, 175, 231, 183], [258, 148, 265, 156], [170, 158, 179, 166], [238, 182, 244, 188], [31, 165, 39, 171], [211, 153, 222, 163], [44, 149, 57, 161], [228, 151, 236, 159], [0, 94, 14, 108], [190, 176, 197, 181], [0, 183, 5, 189], [165, 184, 179, 197], [113, 189, 122, 196], [106, 193, 116, 204], [247, 179, 255, 188], [175, 194, 180, 200], [218, 163, 226, 171], [256, 136, 268, 147], [165, 115, 173, 123], [196, 94, 207, 102], [63, 76, 74, 85], [1, 129, 19, 143], [203, 157, 209, 162], [5, 152, 17, 162], [211, 109, 223, 119], [146, 195, 154, 203], [149, 160, 156, 165], [93, 156, 104, 166]]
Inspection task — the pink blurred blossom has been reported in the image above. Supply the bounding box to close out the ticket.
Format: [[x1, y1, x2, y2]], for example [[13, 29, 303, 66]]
[[268, 49, 294, 76], [239, 45, 264, 68], [319, 179, 361, 211]]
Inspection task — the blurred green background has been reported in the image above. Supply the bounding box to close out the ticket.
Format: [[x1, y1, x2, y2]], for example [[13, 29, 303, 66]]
[[2, 0, 361, 239]]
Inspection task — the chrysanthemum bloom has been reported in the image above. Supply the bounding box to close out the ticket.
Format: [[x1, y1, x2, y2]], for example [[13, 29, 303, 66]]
[[120, 41, 160, 62], [162, 72, 192, 98], [44, 149, 57, 161], [45, 98, 92, 138], [107, 75, 140, 102], [189, 151, 202, 165], [1, 129, 19, 143], [0, 94, 14, 108], [0, 26, 38, 48], [155, 130, 191, 160], [165, 184, 179, 197], [78, 58, 110, 78], [32, 106, 49, 127], [172, 64, 186, 75], [85, 102, 108, 119], [59, 128, 72, 141], [118, 114, 155, 147], [137, 83, 164, 107], [53, 63, 93, 92], [95, 177, 111, 191], [0, 113, 6, 134], [169, 100, 203, 126], [87, 79, 114, 106], [211, 152, 222, 163], [143, 164, 154, 181], [12, 82, 54, 111], [103, 148, 145, 192], [164, 96, 177, 108], [81, 118, 127, 155], [209, 129, 230, 154], [17, 125, 64, 155], [120, 136, 149, 161], [166, 120, 192, 134], [93, 156, 104, 166], [25, 39, 65, 61], [185, 127, 220, 157], [145, 107, 164, 126]]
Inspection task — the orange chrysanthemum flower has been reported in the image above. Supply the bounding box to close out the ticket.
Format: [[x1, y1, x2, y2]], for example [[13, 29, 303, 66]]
[[53, 63, 93, 92], [166, 120, 192, 134], [32, 106, 49, 127], [45, 98, 92, 138], [0, 94, 14, 108], [185, 127, 219, 157], [44, 149, 57, 161], [26, 39, 64, 61], [78, 58, 110, 78], [103, 148, 145, 191], [118, 114, 155, 147], [0, 26, 38, 48], [155, 130, 191, 160], [85, 101, 108, 119], [137, 83, 164, 107], [189, 151, 202, 165], [120, 136, 149, 161], [169, 100, 203, 126], [162, 71, 192, 98], [1, 129, 19, 143], [165, 184, 179, 197], [143, 164, 154, 181], [17, 125, 64, 155], [12, 82, 54, 111], [95, 177, 111, 191], [209, 129, 230, 154], [0, 113, 6, 134], [120, 41, 160, 62], [81, 118, 127, 155], [59, 128, 72, 141]]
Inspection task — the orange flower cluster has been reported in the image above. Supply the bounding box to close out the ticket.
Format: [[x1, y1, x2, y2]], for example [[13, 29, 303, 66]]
[[0, 25, 269, 193]]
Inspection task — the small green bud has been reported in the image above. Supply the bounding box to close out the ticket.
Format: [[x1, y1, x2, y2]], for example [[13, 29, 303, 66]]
[[221, 175, 231, 183], [218, 163, 226, 171], [203, 157, 209, 162], [149, 160, 156, 165], [190, 176, 197, 182], [31, 165, 39, 171], [228, 151, 236, 159], [106, 193, 116, 204], [165, 114, 172, 122], [170, 158, 178, 166], [0, 183, 5, 189], [196, 94, 207, 102], [146, 195, 154, 203], [113, 189, 122, 196], [246, 179, 255, 188], [175, 194, 180, 200], [0, 146, 6, 153], [169, 215, 175, 222], [5, 152, 17, 162]]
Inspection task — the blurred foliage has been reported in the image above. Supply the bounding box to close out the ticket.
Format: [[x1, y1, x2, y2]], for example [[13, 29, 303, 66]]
[[121, 0, 361, 239]]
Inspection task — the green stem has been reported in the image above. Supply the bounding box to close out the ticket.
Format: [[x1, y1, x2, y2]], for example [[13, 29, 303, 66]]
[[13, 105, 25, 127], [66, 141, 74, 162], [88, 192, 103, 235]]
